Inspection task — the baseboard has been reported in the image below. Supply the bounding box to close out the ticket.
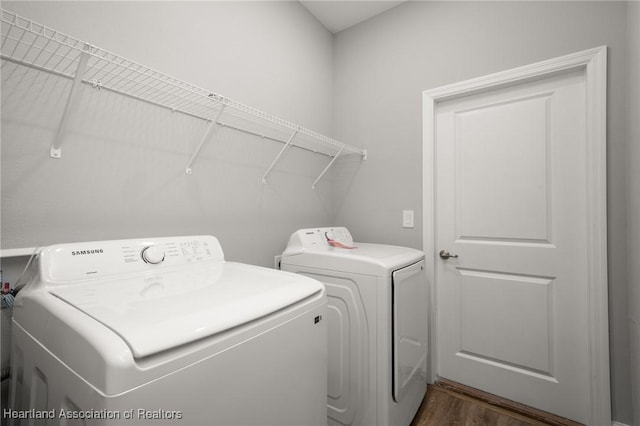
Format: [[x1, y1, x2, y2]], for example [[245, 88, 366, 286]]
[[612, 421, 631, 426]]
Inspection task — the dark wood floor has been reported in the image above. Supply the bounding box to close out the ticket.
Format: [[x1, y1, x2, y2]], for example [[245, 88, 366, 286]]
[[411, 381, 583, 426]]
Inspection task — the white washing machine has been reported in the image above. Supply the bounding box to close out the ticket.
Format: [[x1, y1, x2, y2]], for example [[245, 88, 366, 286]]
[[9, 235, 327, 426], [280, 227, 428, 426]]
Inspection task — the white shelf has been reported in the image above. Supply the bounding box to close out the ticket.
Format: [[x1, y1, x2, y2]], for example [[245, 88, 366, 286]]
[[0, 247, 39, 258], [0, 9, 366, 186]]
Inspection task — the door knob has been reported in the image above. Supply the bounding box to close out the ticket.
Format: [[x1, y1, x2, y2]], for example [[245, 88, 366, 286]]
[[439, 250, 459, 260]]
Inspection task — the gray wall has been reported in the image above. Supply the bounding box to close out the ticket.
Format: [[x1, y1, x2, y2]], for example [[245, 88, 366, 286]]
[[332, 2, 633, 423], [1, 1, 338, 267], [627, 2, 640, 425]]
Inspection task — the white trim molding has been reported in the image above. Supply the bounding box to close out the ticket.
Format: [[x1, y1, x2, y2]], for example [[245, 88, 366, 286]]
[[422, 46, 610, 425], [0, 247, 39, 258]]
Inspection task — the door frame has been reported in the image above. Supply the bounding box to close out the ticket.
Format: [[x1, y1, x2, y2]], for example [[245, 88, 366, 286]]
[[422, 46, 609, 424]]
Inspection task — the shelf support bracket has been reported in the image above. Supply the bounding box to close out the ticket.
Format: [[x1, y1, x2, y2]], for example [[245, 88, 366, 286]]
[[185, 105, 226, 174], [312, 146, 345, 190], [261, 128, 299, 184], [50, 45, 91, 159]]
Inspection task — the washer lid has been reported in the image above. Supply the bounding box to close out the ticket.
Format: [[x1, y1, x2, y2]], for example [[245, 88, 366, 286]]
[[49, 262, 323, 358]]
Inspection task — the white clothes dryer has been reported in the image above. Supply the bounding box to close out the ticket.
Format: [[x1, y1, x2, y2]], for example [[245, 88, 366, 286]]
[[280, 227, 428, 426], [9, 235, 327, 426]]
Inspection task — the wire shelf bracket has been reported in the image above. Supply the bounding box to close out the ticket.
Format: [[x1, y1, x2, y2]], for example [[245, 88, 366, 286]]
[[185, 105, 226, 175], [0, 8, 367, 182], [261, 128, 298, 184], [312, 146, 344, 190], [50, 45, 90, 158]]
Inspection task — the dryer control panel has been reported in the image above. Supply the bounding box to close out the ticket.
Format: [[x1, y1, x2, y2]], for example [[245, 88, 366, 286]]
[[38, 235, 224, 283], [284, 227, 355, 255]]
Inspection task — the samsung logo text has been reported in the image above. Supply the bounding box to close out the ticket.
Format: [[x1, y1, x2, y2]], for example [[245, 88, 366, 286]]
[[71, 249, 104, 256]]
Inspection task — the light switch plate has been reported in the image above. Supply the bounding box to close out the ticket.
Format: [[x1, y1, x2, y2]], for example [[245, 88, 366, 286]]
[[403, 210, 414, 228]]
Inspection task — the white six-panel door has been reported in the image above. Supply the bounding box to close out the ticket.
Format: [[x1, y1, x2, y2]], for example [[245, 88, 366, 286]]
[[423, 47, 609, 425]]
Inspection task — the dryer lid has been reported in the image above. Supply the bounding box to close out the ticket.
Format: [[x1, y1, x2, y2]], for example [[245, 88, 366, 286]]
[[49, 262, 323, 358], [282, 242, 424, 276]]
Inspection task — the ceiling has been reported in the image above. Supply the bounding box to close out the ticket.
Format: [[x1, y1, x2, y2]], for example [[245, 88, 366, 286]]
[[300, 1, 406, 34]]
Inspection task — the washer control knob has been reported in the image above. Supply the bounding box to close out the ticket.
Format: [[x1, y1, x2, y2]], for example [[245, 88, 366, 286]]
[[141, 245, 165, 264]]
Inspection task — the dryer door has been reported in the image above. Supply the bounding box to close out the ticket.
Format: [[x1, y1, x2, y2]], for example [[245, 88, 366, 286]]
[[392, 259, 428, 402]]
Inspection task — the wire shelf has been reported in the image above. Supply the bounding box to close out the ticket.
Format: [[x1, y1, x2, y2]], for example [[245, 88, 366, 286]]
[[0, 8, 366, 178]]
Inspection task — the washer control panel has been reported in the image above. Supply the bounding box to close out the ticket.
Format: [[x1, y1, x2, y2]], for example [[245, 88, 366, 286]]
[[284, 227, 354, 255], [40, 235, 224, 283]]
